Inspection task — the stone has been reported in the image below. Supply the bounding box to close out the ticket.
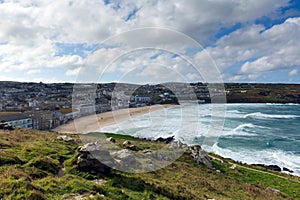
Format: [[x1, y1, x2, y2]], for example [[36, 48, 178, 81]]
[[155, 136, 174, 144], [77, 142, 114, 174], [189, 145, 212, 168], [169, 140, 187, 149], [112, 149, 136, 167], [57, 135, 77, 144], [283, 167, 294, 173], [128, 144, 138, 151], [230, 164, 236, 170], [62, 193, 78, 199], [123, 140, 131, 145], [267, 187, 281, 194], [252, 164, 281, 172], [106, 137, 116, 143], [92, 179, 107, 185]]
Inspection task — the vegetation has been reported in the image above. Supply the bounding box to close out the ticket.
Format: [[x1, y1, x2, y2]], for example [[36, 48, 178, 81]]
[[0, 129, 299, 199]]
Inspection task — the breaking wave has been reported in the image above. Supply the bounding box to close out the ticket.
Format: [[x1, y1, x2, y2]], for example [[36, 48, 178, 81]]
[[244, 112, 299, 119]]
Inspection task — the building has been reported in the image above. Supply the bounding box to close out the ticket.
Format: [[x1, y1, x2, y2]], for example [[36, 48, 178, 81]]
[[0, 114, 33, 129], [134, 96, 151, 103]]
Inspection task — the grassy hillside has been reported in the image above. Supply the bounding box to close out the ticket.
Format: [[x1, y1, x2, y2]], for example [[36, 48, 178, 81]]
[[0, 129, 299, 200]]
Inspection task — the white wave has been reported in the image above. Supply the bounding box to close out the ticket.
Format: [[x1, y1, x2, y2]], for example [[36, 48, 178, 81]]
[[233, 123, 256, 132], [233, 123, 270, 132], [203, 143, 300, 176], [227, 110, 244, 114], [244, 112, 299, 119]]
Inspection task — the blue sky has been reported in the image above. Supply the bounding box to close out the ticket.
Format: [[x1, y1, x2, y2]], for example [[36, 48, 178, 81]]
[[0, 0, 300, 83]]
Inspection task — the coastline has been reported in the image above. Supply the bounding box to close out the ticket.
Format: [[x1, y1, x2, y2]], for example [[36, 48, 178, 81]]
[[52, 104, 176, 134]]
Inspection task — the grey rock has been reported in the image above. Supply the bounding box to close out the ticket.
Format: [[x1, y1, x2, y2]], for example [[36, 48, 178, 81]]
[[77, 142, 114, 174], [267, 187, 281, 194], [123, 140, 131, 145], [189, 145, 212, 168], [169, 140, 187, 149], [283, 167, 294, 173], [252, 164, 281, 172], [128, 144, 138, 151], [156, 135, 174, 143], [112, 149, 136, 167], [57, 135, 77, 144], [106, 137, 116, 143]]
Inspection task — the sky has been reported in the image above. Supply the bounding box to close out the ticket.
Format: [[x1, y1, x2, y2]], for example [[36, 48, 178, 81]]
[[0, 0, 300, 84]]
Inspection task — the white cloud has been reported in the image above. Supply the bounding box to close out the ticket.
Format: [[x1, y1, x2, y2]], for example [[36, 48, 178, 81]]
[[289, 69, 298, 76], [196, 17, 300, 82], [65, 67, 81, 76], [0, 0, 297, 82], [26, 69, 41, 75]]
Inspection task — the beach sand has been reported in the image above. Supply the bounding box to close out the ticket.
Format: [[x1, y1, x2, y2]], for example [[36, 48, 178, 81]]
[[52, 104, 175, 134]]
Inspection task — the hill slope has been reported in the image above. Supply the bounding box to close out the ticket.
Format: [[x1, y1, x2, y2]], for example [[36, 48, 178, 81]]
[[0, 129, 299, 199]]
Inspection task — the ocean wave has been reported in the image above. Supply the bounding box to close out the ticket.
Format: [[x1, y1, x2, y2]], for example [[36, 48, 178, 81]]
[[266, 103, 300, 106], [203, 143, 300, 176], [233, 123, 257, 133], [244, 112, 299, 119], [227, 110, 245, 114]]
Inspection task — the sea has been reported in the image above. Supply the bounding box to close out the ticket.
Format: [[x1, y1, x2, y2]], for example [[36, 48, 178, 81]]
[[99, 103, 300, 176]]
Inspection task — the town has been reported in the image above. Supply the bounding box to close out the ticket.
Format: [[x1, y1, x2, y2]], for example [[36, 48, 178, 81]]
[[0, 81, 299, 130]]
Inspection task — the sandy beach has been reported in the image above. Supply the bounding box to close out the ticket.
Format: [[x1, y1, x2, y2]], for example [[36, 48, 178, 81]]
[[52, 104, 175, 134]]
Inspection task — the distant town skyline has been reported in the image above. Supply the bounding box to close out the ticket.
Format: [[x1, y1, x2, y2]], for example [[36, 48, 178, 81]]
[[0, 0, 300, 84]]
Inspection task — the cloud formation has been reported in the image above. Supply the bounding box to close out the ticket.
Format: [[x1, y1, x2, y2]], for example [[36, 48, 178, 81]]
[[0, 0, 299, 83]]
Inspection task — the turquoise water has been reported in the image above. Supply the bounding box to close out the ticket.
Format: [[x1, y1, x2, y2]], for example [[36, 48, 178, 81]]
[[100, 103, 300, 175]]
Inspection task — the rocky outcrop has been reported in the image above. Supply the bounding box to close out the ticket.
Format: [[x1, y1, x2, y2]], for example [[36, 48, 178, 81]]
[[283, 167, 294, 173], [128, 144, 138, 151], [156, 136, 174, 144], [123, 140, 131, 145], [112, 149, 137, 168], [252, 164, 281, 172], [77, 142, 114, 174], [57, 135, 77, 144], [169, 140, 187, 149], [189, 145, 212, 168], [106, 137, 116, 143]]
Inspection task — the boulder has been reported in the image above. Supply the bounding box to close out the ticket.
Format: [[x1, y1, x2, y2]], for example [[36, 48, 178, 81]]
[[123, 140, 132, 145], [189, 145, 212, 168], [57, 135, 77, 144], [169, 140, 187, 149], [128, 144, 138, 151], [112, 149, 136, 168], [252, 164, 281, 172], [155, 136, 174, 144], [106, 137, 116, 143], [77, 142, 114, 174], [283, 167, 294, 173]]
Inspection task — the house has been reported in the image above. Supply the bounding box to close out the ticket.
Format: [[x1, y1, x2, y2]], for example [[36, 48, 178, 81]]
[[134, 96, 151, 103], [0, 113, 33, 129]]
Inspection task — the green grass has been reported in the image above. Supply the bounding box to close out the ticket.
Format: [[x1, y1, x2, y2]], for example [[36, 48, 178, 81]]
[[0, 129, 299, 199]]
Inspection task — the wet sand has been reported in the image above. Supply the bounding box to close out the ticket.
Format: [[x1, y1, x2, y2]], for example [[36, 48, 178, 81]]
[[52, 104, 175, 134]]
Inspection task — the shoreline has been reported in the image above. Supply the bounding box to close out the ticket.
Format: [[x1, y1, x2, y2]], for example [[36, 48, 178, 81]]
[[52, 104, 176, 134]]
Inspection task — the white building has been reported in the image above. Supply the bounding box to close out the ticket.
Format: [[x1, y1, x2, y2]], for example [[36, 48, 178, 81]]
[[0, 114, 33, 129], [134, 96, 151, 103]]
